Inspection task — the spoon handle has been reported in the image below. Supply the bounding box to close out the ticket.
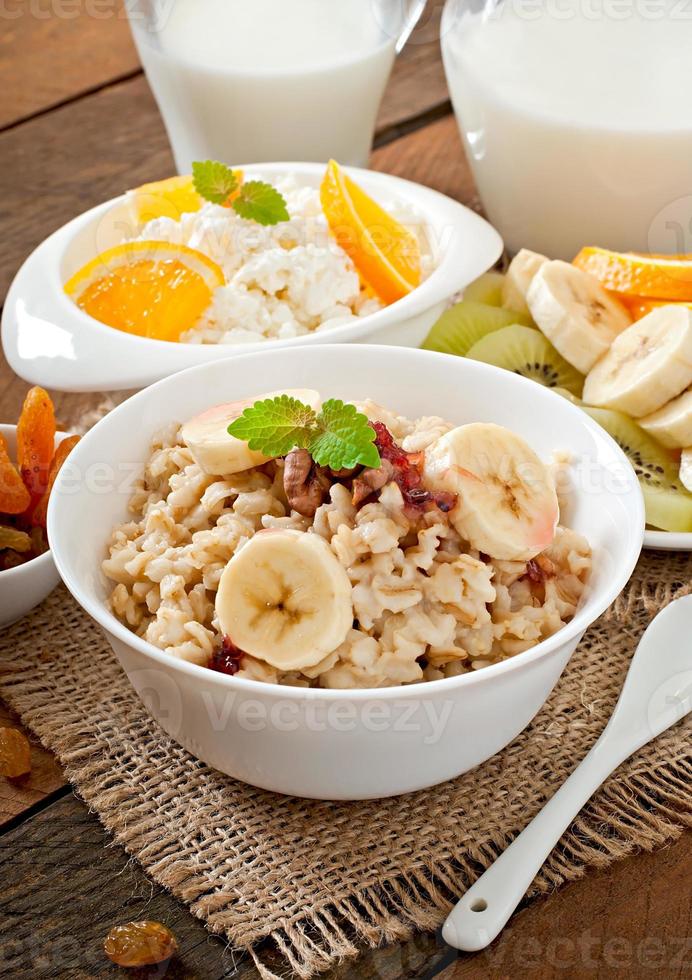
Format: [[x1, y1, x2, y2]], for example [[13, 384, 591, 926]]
[[442, 732, 632, 952]]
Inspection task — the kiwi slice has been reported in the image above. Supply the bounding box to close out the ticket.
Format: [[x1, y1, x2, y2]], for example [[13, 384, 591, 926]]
[[463, 272, 505, 307], [422, 301, 532, 358], [584, 406, 692, 533], [466, 324, 584, 397]]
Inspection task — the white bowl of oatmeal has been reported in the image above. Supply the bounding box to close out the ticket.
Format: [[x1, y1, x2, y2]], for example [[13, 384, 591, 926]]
[[2, 163, 502, 393], [48, 345, 643, 799]]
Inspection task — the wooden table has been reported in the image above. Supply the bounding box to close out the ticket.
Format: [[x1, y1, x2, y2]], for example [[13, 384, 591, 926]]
[[0, 7, 689, 978]]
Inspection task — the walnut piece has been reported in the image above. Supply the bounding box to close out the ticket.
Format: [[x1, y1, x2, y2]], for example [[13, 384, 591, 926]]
[[352, 458, 394, 507], [283, 449, 331, 517]]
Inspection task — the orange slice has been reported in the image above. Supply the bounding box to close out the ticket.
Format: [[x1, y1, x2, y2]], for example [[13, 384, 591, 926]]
[[620, 296, 692, 321], [574, 247, 692, 301], [128, 175, 203, 225], [320, 159, 421, 304], [64, 241, 224, 342], [128, 171, 244, 225]]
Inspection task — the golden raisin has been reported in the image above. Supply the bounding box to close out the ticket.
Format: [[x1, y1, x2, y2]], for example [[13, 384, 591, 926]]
[[31, 434, 80, 528], [0, 434, 31, 515], [17, 386, 56, 504], [104, 921, 178, 968], [0, 526, 32, 553], [0, 727, 31, 779]]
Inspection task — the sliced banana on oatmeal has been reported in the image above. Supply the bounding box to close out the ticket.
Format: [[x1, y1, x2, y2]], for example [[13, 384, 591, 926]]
[[182, 388, 321, 476], [423, 423, 559, 561], [215, 529, 353, 671], [527, 260, 632, 373], [583, 307, 692, 418]]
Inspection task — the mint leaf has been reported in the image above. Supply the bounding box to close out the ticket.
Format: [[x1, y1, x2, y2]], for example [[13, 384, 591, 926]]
[[226, 395, 381, 470], [309, 400, 380, 470], [192, 160, 239, 205], [233, 181, 289, 226], [227, 395, 317, 457]]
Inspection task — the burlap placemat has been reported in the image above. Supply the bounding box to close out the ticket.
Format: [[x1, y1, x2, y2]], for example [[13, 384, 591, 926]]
[[0, 551, 690, 978]]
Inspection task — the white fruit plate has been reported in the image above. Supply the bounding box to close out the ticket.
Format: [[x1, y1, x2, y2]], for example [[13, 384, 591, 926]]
[[1, 162, 502, 393], [644, 530, 692, 551]]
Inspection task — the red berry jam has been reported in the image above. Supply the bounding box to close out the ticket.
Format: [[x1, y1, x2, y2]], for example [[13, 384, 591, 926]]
[[371, 422, 457, 515], [209, 636, 244, 675]]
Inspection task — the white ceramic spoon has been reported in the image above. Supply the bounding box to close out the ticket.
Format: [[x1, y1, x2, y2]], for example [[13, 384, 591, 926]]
[[443, 595, 692, 953]]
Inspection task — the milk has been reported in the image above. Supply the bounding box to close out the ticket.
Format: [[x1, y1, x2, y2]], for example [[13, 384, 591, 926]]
[[129, 0, 397, 172], [442, 0, 692, 258]]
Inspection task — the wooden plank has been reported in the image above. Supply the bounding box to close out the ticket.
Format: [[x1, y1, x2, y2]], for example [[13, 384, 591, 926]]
[[373, 114, 476, 207], [0, 788, 688, 978], [0, 794, 250, 978], [376, 3, 450, 135], [0, 704, 66, 828], [0, 76, 174, 302], [0, 0, 139, 129], [1, 1, 448, 133]]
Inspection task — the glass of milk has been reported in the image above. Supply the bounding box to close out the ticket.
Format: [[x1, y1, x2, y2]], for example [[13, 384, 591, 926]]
[[127, 0, 426, 172], [442, 0, 692, 259]]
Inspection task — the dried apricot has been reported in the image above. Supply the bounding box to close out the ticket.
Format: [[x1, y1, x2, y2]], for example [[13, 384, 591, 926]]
[[0, 727, 31, 779], [17, 386, 56, 504], [32, 435, 80, 528], [0, 434, 31, 515], [0, 526, 31, 553], [104, 921, 178, 968]]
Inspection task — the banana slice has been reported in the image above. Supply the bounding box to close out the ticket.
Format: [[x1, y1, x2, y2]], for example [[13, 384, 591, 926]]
[[182, 388, 321, 476], [502, 249, 548, 316], [583, 307, 692, 418], [640, 388, 692, 449], [527, 260, 632, 373], [216, 529, 353, 671], [680, 448, 692, 493], [423, 423, 559, 561]]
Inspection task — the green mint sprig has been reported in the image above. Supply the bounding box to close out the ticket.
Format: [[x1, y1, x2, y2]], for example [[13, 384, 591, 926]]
[[228, 396, 381, 470], [192, 161, 289, 226]]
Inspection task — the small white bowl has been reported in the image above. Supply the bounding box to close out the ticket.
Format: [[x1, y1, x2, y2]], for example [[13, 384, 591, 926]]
[[0, 424, 71, 629], [48, 345, 643, 799], [1, 163, 502, 393]]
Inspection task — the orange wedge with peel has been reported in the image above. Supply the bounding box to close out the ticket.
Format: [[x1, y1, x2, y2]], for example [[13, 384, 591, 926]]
[[128, 171, 244, 224], [65, 241, 224, 342], [320, 159, 421, 304], [574, 247, 692, 301]]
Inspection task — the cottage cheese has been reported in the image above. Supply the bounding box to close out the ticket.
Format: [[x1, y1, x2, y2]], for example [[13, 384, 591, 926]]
[[131, 175, 432, 345]]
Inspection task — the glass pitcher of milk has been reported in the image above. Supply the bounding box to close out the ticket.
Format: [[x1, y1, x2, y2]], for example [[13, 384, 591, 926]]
[[127, 0, 426, 172], [442, 0, 692, 259]]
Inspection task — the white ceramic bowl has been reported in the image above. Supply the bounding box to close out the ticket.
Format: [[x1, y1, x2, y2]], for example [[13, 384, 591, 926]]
[[48, 346, 643, 799], [2, 163, 502, 393], [0, 424, 71, 629]]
